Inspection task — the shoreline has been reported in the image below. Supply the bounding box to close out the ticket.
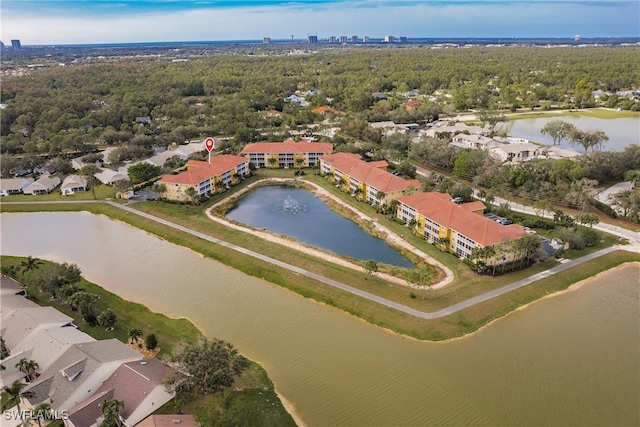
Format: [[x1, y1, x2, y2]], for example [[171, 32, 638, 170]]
[[439, 261, 640, 343]]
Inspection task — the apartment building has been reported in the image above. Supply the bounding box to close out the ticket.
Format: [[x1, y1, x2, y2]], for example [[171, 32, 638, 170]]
[[320, 153, 421, 206], [158, 155, 249, 201], [240, 140, 333, 168]]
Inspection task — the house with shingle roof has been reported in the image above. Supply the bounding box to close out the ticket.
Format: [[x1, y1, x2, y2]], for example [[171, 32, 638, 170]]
[[61, 175, 88, 195], [67, 358, 174, 427], [158, 155, 249, 201], [23, 175, 61, 195], [396, 192, 525, 260], [0, 177, 33, 196], [24, 339, 142, 411], [241, 139, 333, 169], [320, 153, 421, 206]]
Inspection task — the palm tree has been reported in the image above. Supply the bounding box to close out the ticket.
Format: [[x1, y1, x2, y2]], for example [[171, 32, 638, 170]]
[[31, 402, 52, 427], [128, 328, 143, 344], [100, 398, 125, 427], [3, 381, 35, 427], [15, 358, 39, 382], [20, 256, 43, 274], [437, 236, 450, 252]]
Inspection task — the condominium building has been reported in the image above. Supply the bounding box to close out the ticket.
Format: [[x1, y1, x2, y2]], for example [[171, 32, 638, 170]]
[[240, 140, 333, 168], [158, 155, 249, 201], [396, 192, 525, 260], [320, 153, 421, 206]]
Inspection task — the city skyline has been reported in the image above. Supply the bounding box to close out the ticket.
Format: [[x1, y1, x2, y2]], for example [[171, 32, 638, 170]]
[[1, 0, 639, 45]]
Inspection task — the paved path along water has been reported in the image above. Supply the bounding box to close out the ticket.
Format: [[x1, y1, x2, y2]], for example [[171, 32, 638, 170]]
[[4, 200, 637, 320]]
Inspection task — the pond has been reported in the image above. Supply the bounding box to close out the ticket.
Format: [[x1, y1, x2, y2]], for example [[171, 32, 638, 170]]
[[225, 185, 414, 268], [1, 212, 638, 426], [501, 115, 639, 152]]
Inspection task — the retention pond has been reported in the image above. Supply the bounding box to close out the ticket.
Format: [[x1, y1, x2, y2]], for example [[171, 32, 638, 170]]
[[1, 211, 638, 426]]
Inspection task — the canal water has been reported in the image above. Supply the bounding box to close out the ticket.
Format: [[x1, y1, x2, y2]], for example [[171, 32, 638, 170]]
[[226, 185, 414, 268], [502, 115, 640, 152], [1, 212, 638, 426]]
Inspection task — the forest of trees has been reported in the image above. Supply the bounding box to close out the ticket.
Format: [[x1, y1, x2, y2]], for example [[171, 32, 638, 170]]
[[2, 47, 639, 160], [2, 46, 639, 219]]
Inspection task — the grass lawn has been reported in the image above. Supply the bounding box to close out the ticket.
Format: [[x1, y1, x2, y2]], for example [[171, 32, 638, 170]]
[[156, 361, 296, 426], [506, 108, 640, 120], [2, 171, 637, 340], [2, 184, 116, 202]]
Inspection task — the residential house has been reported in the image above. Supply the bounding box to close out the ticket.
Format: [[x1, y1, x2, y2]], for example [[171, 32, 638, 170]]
[[369, 121, 416, 137], [422, 122, 490, 139], [396, 192, 525, 260], [67, 358, 174, 427], [489, 143, 542, 163], [61, 175, 88, 195], [451, 134, 502, 150], [1, 326, 96, 387], [0, 305, 81, 387], [94, 169, 128, 185], [23, 175, 61, 195], [320, 153, 421, 206], [241, 140, 333, 169], [24, 339, 142, 412], [0, 177, 33, 196], [157, 155, 249, 201], [284, 94, 309, 107], [312, 106, 340, 116], [372, 92, 388, 100], [405, 100, 423, 110], [135, 116, 152, 125]]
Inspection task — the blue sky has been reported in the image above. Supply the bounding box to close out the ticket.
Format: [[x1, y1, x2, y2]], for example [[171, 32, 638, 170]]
[[2, 0, 639, 45]]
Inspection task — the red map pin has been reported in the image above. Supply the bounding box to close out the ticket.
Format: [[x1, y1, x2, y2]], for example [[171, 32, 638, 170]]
[[205, 137, 215, 152]]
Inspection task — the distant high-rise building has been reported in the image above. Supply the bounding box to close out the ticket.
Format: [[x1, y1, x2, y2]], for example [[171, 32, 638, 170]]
[[328, 36, 337, 44], [263, 37, 271, 44], [574, 35, 581, 41], [384, 35, 394, 43], [308, 35, 318, 44], [11, 39, 22, 51], [340, 36, 348, 44], [0, 41, 5, 51], [351, 36, 358, 43], [363, 36, 370, 43], [399, 36, 408, 43]]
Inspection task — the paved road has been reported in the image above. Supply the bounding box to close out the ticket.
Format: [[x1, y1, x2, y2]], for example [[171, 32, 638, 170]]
[[3, 200, 638, 319]]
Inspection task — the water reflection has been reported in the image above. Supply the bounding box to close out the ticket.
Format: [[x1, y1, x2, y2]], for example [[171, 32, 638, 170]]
[[226, 185, 414, 268]]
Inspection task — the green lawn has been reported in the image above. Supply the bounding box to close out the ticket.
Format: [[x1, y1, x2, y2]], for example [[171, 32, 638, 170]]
[[2, 171, 636, 341], [506, 107, 640, 120], [2, 184, 116, 202]]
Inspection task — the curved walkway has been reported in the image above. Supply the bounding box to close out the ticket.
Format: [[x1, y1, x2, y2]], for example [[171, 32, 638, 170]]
[[3, 200, 638, 320], [205, 178, 454, 289]]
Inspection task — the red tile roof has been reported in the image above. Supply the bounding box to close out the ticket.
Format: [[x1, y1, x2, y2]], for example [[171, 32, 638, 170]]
[[321, 153, 422, 194], [159, 155, 247, 186], [312, 105, 340, 114], [397, 192, 525, 246], [241, 140, 333, 155]]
